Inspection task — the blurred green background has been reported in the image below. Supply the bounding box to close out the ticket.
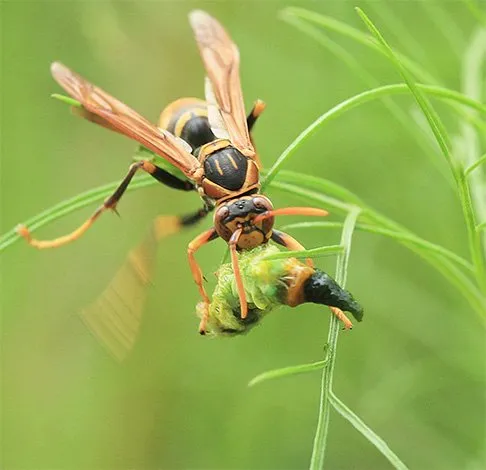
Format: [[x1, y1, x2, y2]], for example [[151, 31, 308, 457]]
[[2, 1, 485, 469]]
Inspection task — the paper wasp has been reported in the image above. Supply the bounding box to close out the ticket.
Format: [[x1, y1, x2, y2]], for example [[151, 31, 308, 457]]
[[18, 10, 349, 335]]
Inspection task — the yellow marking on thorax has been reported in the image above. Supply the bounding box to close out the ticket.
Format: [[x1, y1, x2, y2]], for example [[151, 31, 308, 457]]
[[228, 155, 238, 169], [215, 159, 224, 176]]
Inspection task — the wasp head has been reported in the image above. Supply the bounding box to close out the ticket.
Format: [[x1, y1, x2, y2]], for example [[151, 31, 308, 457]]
[[214, 195, 274, 250]]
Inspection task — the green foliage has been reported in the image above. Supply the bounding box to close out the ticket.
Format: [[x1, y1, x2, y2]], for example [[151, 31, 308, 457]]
[[3, 3, 485, 470]]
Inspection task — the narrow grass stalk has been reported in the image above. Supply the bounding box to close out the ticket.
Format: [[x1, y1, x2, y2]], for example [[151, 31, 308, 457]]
[[280, 14, 453, 187], [281, 221, 474, 273], [465, 153, 486, 176], [355, 7, 486, 294], [0, 175, 153, 252], [248, 356, 328, 388], [280, 7, 435, 84], [262, 244, 343, 261], [262, 83, 486, 191], [329, 392, 409, 470], [309, 207, 360, 470], [271, 181, 485, 320]]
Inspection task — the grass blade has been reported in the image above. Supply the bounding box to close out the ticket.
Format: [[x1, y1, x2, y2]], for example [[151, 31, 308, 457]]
[[262, 244, 343, 261], [309, 207, 361, 470], [281, 221, 474, 273], [355, 7, 486, 295], [249, 356, 328, 387], [329, 392, 409, 470]]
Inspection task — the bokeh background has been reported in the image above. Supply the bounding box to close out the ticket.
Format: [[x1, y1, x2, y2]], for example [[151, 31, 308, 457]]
[[2, 1, 485, 469]]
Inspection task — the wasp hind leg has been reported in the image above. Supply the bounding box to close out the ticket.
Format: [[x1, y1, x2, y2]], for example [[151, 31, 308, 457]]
[[17, 161, 195, 249], [247, 99, 266, 132]]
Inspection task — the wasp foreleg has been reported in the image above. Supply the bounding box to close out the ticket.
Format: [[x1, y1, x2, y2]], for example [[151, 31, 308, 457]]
[[187, 228, 219, 334]]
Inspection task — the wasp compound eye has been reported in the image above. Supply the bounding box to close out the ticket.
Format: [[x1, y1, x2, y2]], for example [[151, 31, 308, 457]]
[[252, 196, 272, 212], [215, 205, 230, 221]]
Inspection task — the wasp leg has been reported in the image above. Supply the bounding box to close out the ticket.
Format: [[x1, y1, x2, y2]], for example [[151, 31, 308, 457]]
[[187, 228, 219, 335], [329, 306, 353, 330], [228, 228, 248, 320], [271, 229, 314, 268], [247, 99, 266, 132], [17, 160, 194, 249]]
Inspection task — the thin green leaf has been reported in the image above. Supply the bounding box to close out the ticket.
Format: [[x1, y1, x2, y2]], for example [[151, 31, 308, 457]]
[[273, 180, 485, 320], [0, 175, 154, 253], [355, 7, 486, 295], [355, 8, 453, 167], [262, 83, 486, 191], [281, 221, 474, 273], [51, 93, 82, 108], [310, 207, 361, 470], [249, 356, 328, 388], [281, 7, 436, 84], [465, 153, 486, 176], [329, 392, 409, 470], [476, 221, 486, 232], [262, 244, 343, 261]]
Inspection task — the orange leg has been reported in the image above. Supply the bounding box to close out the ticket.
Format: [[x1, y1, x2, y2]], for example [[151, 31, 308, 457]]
[[329, 306, 353, 330], [247, 99, 266, 169], [228, 228, 248, 320], [246, 99, 266, 132], [187, 228, 219, 334], [271, 229, 314, 268], [16, 160, 186, 249]]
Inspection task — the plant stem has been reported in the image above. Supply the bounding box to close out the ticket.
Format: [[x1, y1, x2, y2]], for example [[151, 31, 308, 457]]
[[329, 392, 409, 470], [309, 207, 360, 470]]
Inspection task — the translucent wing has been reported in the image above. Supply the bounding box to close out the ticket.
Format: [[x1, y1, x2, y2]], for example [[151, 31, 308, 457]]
[[81, 216, 181, 361], [204, 77, 230, 140], [189, 11, 256, 160], [51, 62, 201, 180]]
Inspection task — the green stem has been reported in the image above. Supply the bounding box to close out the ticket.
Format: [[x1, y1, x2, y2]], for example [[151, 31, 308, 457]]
[[309, 207, 361, 470], [281, 221, 474, 273], [457, 170, 486, 290], [355, 7, 486, 296], [262, 83, 486, 191], [465, 153, 486, 176], [262, 244, 343, 261]]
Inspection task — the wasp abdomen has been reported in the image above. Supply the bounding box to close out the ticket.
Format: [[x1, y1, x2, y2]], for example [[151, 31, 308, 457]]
[[303, 271, 364, 321], [203, 147, 248, 190], [158, 98, 215, 151]]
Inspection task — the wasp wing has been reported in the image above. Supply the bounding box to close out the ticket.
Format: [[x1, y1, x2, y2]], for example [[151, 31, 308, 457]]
[[204, 77, 230, 140], [51, 62, 200, 179], [189, 11, 256, 161], [80, 216, 181, 361]]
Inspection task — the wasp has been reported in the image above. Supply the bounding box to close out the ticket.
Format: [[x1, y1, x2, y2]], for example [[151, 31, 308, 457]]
[[17, 10, 331, 334]]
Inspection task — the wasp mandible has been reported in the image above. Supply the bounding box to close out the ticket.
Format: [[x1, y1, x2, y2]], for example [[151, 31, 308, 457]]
[[18, 11, 341, 334]]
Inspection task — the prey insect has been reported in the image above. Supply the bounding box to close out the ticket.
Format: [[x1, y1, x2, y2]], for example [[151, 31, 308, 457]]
[[195, 244, 363, 336], [18, 10, 335, 335]]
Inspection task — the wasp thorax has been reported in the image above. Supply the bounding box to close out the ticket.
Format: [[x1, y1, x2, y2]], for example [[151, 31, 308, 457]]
[[214, 195, 274, 249]]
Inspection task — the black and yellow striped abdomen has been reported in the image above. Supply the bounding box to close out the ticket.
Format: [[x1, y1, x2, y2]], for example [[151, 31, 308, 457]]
[[158, 98, 216, 152]]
